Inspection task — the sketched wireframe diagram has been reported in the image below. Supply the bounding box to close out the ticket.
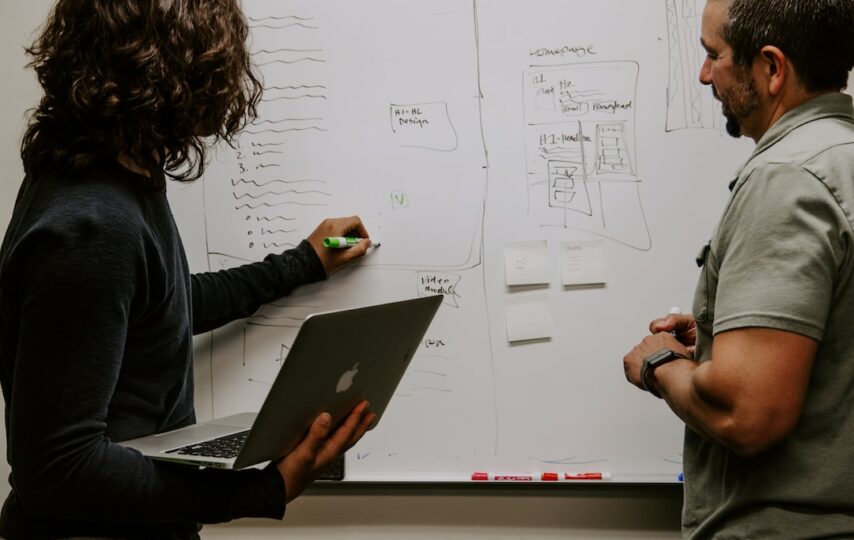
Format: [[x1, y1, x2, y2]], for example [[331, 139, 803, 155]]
[[174, 1, 694, 480], [524, 61, 651, 251], [665, 0, 723, 131], [198, 2, 492, 436], [202, 6, 487, 273]]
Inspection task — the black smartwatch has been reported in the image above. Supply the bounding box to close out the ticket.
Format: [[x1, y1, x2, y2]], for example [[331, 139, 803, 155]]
[[641, 348, 686, 398]]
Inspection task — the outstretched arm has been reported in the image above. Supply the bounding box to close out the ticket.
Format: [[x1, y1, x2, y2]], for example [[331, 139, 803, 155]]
[[192, 216, 374, 334]]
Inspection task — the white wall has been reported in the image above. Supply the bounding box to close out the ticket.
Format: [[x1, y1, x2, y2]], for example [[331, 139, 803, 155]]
[[0, 0, 49, 515], [0, 2, 684, 538]]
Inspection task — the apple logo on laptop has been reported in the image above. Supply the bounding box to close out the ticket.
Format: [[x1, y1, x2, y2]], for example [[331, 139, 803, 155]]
[[336, 363, 359, 394]]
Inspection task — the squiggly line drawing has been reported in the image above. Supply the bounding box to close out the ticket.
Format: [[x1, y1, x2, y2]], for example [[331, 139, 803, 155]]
[[250, 141, 286, 148], [260, 95, 328, 102], [257, 58, 326, 66], [231, 178, 326, 187], [250, 23, 319, 30], [254, 48, 323, 55], [235, 202, 328, 210], [245, 127, 327, 135], [256, 216, 296, 222], [247, 15, 314, 22], [252, 118, 323, 125], [232, 189, 332, 199], [264, 85, 327, 91]]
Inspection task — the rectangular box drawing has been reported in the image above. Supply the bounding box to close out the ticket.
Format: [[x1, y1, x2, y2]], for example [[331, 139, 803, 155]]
[[524, 61, 650, 250]]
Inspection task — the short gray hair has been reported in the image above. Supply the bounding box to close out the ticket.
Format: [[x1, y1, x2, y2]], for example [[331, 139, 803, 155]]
[[723, 0, 854, 91]]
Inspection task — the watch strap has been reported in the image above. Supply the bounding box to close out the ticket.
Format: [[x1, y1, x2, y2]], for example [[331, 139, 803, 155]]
[[641, 348, 685, 398]]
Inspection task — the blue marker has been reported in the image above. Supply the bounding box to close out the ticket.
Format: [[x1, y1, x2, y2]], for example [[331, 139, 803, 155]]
[[678, 472, 684, 482]]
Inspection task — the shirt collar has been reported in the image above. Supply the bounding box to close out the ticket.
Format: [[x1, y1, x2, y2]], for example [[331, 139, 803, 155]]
[[730, 92, 854, 191]]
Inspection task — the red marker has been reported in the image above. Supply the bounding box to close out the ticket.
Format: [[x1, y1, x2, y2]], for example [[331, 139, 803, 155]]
[[564, 472, 611, 480], [470, 472, 536, 482], [540, 472, 613, 481]]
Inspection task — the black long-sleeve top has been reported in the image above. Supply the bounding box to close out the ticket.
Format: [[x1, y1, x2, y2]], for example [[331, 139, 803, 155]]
[[0, 162, 326, 539]]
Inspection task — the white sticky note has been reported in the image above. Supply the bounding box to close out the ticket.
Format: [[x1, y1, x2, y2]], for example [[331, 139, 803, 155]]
[[505, 296, 554, 343], [561, 240, 607, 286], [504, 241, 550, 286]]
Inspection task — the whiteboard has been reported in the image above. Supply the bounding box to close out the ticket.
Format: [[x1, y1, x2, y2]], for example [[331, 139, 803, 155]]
[[168, 0, 757, 483]]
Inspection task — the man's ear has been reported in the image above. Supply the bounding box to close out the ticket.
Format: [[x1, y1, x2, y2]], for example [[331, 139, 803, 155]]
[[759, 45, 789, 96]]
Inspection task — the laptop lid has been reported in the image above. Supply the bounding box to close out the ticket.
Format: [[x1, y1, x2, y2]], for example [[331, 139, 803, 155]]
[[120, 295, 443, 470], [234, 294, 442, 469]]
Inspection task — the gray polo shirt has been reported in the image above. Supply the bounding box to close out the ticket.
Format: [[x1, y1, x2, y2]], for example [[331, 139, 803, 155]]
[[684, 93, 854, 539]]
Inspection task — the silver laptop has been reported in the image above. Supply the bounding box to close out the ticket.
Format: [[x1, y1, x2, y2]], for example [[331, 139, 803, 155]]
[[119, 295, 443, 469]]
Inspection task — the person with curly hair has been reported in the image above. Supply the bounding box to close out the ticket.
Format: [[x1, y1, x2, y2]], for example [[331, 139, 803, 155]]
[[0, 0, 377, 538]]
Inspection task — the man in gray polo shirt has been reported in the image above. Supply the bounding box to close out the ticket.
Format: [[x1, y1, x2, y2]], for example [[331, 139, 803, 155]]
[[623, 0, 854, 537]]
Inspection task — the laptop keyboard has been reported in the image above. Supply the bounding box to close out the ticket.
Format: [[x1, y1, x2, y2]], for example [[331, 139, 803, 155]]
[[164, 430, 250, 459]]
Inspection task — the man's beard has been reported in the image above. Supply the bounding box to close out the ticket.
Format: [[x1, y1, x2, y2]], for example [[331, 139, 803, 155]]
[[722, 106, 743, 138], [713, 70, 760, 138]]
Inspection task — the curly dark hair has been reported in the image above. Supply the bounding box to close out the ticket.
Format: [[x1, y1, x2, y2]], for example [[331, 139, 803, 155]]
[[723, 0, 854, 93], [21, 0, 263, 189]]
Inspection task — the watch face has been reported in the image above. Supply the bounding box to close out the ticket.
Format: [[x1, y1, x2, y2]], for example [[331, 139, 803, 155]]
[[647, 348, 676, 366]]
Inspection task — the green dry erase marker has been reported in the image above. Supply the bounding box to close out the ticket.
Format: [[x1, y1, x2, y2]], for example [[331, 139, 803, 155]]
[[323, 236, 362, 248]]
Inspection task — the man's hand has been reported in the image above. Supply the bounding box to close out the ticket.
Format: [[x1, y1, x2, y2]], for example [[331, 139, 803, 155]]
[[275, 401, 376, 503], [306, 216, 373, 275], [623, 332, 691, 392], [623, 311, 694, 392], [649, 312, 697, 357]]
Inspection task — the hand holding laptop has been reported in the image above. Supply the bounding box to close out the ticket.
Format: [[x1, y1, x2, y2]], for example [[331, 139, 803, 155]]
[[119, 296, 442, 474], [276, 400, 376, 502]]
